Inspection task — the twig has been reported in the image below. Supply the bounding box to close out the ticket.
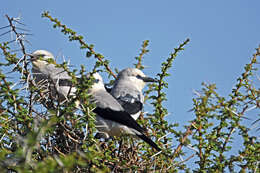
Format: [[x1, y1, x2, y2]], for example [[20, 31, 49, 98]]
[[0, 25, 10, 30], [172, 154, 195, 167], [172, 121, 195, 158], [42, 12, 117, 78]]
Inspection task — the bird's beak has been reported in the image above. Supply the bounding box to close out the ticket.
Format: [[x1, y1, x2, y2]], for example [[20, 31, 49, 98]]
[[141, 76, 158, 82], [26, 54, 36, 61]]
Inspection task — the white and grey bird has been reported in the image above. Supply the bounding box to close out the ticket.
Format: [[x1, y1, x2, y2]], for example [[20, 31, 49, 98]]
[[29, 52, 161, 151], [29, 50, 76, 102], [110, 68, 157, 120], [89, 73, 161, 151]]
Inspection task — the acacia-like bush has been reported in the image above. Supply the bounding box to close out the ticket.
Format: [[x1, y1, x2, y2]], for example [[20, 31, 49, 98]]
[[0, 13, 259, 172]]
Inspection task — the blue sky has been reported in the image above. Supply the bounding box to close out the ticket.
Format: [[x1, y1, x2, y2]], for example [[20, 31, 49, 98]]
[[1, 0, 259, 155]]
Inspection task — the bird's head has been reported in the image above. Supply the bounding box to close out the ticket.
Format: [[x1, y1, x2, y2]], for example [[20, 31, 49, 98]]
[[87, 72, 105, 93], [117, 68, 157, 90], [28, 50, 54, 68]]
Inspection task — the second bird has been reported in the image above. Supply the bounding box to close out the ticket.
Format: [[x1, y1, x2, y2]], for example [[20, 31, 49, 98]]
[[111, 68, 157, 120]]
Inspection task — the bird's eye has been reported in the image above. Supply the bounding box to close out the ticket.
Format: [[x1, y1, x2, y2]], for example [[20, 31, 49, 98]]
[[37, 54, 45, 57], [136, 75, 142, 79], [36, 54, 45, 59], [95, 79, 100, 83]]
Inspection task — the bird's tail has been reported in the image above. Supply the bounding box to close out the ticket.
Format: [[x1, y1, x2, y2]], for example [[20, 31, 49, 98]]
[[136, 134, 161, 152]]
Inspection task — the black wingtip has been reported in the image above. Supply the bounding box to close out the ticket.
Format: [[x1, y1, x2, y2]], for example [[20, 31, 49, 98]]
[[136, 134, 161, 152]]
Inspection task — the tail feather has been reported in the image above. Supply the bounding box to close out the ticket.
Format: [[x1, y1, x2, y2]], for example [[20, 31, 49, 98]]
[[136, 134, 161, 152]]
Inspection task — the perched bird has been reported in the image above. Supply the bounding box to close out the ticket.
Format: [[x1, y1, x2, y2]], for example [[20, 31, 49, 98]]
[[89, 73, 161, 151], [110, 68, 157, 120], [29, 52, 161, 151], [29, 50, 76, 102]]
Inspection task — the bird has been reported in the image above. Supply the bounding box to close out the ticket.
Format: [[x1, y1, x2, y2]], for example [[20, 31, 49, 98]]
[[29, 50, 76, 103], [29, 52, 161, 151], [88, 72, 161, 151], [110, 68, 157, 120]]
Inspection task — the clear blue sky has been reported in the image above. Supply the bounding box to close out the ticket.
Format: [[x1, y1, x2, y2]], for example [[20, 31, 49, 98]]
[[1, 0, 259, 155]]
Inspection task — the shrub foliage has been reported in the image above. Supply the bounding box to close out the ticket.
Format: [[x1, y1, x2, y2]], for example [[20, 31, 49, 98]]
[[0, 13, 259, 172]]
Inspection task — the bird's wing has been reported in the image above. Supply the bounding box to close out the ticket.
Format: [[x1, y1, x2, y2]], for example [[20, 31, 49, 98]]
[[57, 79, 74, 87], [46, 64, 72, 80], [117, 94, 143, 115], [112, 86, 144, 115], [136, 134, 161, 151], [93, 107, 161, 151], [93, 107, 146, 134], [92, 90, 145, 132], [31, 67, 49, 83]]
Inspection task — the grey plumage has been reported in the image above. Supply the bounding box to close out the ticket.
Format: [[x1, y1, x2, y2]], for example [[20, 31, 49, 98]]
[[29, 50, 76, 102], [111, 68, 157, 120], [30, 53, 161, 151], [89, 73, 161, 151]]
